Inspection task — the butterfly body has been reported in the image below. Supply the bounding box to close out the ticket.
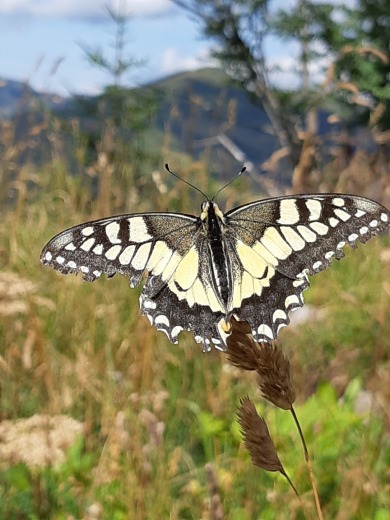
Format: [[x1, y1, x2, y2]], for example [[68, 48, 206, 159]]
[[41, 193, 390, 350]]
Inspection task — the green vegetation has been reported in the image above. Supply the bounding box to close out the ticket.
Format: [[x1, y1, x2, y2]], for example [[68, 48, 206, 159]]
[[0, 149, 389, 518]]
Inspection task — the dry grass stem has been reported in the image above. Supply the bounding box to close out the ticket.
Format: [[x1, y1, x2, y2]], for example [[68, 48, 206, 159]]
[[290, 406, 324, 520]]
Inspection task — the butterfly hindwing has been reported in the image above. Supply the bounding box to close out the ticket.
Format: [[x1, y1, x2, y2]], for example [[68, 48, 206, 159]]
[[140, 232, 227, 346]]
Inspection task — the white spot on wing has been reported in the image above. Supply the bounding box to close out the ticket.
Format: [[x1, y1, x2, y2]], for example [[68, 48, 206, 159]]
[[369, 219, 378, 228], [80, 266, 89, 273], [355, 209, 366, 218], [381, 212, 388, 222], [155, 315, 170, 327], [332, 197, 345, 207], [171, 326, 183, 338], [132, 243, 152, 270], [297, 225, 317, 243], [313, 260, 322, 270], [67, 261, 77, 268], [147, 242, 172, 276], [277, 199, 299, 224], [305, 199, 322, 221], [334, 208, 351, 222], [325, 251, 335, 260], [81, 226, 94, 236], [309, 222, 328, 235], [277, 322, 287, 334], [56, 256, 65, 264], [285, 294, 300, 309], [280, 227, 305, 251], [360, 226, 369, 235], [81, 237, 95, 251], [348, 233, 358, 242], [93, 244, 103, 255], [45, 252, 52, 261], [257, 324, 274, 339], [273, 309, 287, 322], [65, 243, 77, 251], [143, 299, 156, 310], [105, 221, 121, 244], [105, 244, 122, 260], [328, 217, 339, 228], [129, 217, 152, 243], [119, 245, 136, 265]]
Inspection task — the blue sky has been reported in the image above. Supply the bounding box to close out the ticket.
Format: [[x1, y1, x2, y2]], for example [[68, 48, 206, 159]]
[[1, 0, 351, 97], [1, 0, 217, 96]]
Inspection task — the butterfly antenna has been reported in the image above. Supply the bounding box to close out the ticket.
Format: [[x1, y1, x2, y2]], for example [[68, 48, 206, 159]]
[[165, 164, 208, 199], [211, 166, 246, 201]]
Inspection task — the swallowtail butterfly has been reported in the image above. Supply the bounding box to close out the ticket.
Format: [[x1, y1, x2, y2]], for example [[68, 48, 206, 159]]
[[41, 180, 390, 350]]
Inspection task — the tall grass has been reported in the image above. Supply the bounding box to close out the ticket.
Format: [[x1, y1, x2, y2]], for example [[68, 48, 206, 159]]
[[0, 110, 389, 519]]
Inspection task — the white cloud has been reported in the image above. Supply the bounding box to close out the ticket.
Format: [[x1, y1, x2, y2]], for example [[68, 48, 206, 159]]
[[159, 47, 215, 76], [0, 0, 173, 19]]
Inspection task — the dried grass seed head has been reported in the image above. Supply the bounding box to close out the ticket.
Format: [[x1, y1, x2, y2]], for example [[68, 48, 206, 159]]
[[226, 318, 295, 409], [257, 343, 296, 410], [226, 317, 262, 371], [237, 396, 284, 473]]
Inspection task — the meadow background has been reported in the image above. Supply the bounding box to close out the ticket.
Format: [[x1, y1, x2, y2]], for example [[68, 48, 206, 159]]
[[1, 2, 390, 519]]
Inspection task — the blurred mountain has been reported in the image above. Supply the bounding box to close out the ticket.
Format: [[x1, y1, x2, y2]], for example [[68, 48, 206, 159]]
[[0, 68, 333, 186], [0, 78, 68, 118]]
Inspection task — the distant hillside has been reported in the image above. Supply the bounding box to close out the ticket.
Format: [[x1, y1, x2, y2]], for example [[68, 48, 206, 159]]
[[0, 78, 68, 118], [148, 68, 280, 180], [0, 68, 288, 181], [0, 68, 334, 186]]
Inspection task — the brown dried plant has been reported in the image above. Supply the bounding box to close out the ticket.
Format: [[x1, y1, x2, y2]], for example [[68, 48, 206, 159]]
[[237, 396, 284, 474], [227, 317, 323, 520], [237, 397, 309, 518], [226, 317, 295, 409]]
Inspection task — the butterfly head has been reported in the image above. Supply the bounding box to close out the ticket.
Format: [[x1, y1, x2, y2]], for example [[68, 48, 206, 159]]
[[200, 201, 225, 223]]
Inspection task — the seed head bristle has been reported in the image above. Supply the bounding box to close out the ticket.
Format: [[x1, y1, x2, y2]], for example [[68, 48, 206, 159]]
[[237, 396, 284, 473], [257, 343, 296, 410], [226, 317, 262, 371]]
